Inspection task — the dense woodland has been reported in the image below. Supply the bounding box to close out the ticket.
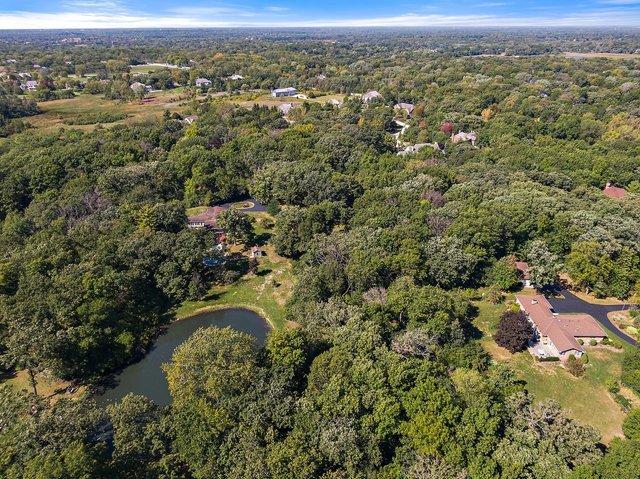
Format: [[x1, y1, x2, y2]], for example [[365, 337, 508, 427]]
[[0, 29, 639, 478]]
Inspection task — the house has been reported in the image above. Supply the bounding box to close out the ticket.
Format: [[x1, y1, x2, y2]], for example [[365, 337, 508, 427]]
[[250, 246, 264, 258], [316, 74, 327, 80], [362, 90, 382, 103], [229, 74, 244, 80], [393, 102, 415, 116], [272, 87, 297, 98], [19, 80, 38, 91], [183, 115, 198, 124], [603, 181, 627, 199], [515, 294, 606, 360], [515, 261, 532, 288], [130, 81, 151, 92], [195, 78, 212, 88], [277, 102, 296, 115], [187, 206, 226, 232], [451, 131, 477, 147], [327, 98, 343, 107]]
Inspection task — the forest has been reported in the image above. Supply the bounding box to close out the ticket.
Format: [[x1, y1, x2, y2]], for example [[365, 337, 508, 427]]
[[0, 28, 639, 478]]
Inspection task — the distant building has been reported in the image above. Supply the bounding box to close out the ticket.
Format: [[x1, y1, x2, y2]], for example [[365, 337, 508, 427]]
[[20, 80, 39, 91], [451, 131, 477, 147], [515, 261, 532, 288], [187, 206, 226, 231], [272, 87, 297, 98], [277, 102, 296, 115], [327, 98, 343, 107], [393, 102, 415, 116], [250, 246, 264, 258], [229, 74, 244, 80], [130, 81, 151, 93], [316, 74, 327, 80], [362, 90, 382, 103], [516, 294, 606, 360], [603, 181, 627, 199], [195, 77, 212, 88], [183, 115, 198, 124]]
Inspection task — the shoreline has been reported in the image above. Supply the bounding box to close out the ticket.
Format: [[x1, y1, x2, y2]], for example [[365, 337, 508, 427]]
[[174, 303, 276, 330]]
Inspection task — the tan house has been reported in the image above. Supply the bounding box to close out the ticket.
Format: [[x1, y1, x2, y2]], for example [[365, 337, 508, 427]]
[[516, 294, 606, 360]]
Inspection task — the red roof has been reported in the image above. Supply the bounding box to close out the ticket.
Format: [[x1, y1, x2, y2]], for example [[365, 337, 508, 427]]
[[187, 206, 225, 228], [603, 182, 627, 199], [515, 261, 531, 280], [516, 294, 606, 354]]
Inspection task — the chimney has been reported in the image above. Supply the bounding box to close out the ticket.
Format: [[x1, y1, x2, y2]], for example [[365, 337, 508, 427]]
[[606, 181, 612, 188]]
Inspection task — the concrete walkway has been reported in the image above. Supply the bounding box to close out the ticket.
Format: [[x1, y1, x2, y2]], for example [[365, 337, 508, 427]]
[[545, 288, 637, 347]]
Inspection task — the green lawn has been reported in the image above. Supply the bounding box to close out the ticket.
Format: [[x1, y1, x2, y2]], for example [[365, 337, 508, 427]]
[[474, 292, 636, 443], [175, 211, 293, 330]]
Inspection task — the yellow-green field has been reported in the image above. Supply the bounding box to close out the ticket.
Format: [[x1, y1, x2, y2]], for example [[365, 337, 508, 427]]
[[474, 294, 638, 443], [28, 90, 193, 133]]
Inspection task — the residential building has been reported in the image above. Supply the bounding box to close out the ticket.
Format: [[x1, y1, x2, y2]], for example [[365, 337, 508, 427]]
[[229, 74, 244, 80], [272, 87, 297, 97], [393, 102, 415, 116], [451, 131, 477, 147], [130, 81, 151, 92], [277, 102, 296, 115], [187, 206, 226, 231], [603, 181, 627, 199], [515, 294, 606, 360], [515, 261, 532, 288], [362, 90, 382, 103], [195, 77, 212, 88], [20, 80, 38, 91], [183, 115, 198, 124]]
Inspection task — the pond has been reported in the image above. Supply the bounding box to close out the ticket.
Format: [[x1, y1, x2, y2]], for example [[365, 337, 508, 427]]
[[97, 308, 270, 406]]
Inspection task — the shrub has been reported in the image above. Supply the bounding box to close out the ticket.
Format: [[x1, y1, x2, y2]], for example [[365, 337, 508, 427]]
[[605, 378, 620, 393], [589, 339, 597, 346], [578, 338, 584, 345], [537, 356, 560, 362], [494, 310, 534, 353], [580, 354, 589, 364], [602, 337, 611, 345], [566, 354, 586, 377], [622, 349, 640, 394], [623, 409, 640, 440]]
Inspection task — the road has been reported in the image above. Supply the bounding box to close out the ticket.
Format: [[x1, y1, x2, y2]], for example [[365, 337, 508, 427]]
[[545, 288, 638, 347]]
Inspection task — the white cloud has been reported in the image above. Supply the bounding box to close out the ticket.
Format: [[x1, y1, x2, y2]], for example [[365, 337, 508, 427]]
[[265, 6, 290, 12], [2, 6, 640, 28]]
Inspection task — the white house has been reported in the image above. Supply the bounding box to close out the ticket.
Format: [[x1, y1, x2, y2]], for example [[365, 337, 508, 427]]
[[362, 90, 382, 103], [229, 74, 244, 80], [272, 87, 297, 98], [20, 80, 39, 91], [195, 78, 212, 88]]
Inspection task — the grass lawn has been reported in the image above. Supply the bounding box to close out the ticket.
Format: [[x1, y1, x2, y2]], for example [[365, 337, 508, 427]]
[[474, 292, 636, 443], [27, 90, 191, 133], [4, 370, 85, 402], [175, 211, 294, 330]]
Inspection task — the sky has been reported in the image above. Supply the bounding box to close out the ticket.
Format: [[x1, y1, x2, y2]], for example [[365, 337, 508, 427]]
[[2, 0, 640, 29]]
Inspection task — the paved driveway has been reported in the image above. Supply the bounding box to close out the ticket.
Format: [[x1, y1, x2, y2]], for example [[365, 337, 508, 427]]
[[545, 288, 637, 347]]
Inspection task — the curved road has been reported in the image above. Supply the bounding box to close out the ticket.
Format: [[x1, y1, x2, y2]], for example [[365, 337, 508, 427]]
[[545, 288, 638, 347]]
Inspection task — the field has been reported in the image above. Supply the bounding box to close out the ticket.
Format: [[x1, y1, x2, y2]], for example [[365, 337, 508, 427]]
[[3, 370, 85, 402], [564, 52, 640, 60], [175, 211, 294, 329], [27, 90, 192, 132], [474, 293, 638, 443]]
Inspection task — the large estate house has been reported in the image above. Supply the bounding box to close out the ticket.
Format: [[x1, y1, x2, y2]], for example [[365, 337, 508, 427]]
[[187, 206, 226, 232], [516, 294, 606, 360], [272, 87, 297, 97]]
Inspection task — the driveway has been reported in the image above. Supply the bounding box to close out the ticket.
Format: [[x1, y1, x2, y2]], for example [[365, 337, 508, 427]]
[[219, 198, 267, 212], [545, 288, 637, 347]]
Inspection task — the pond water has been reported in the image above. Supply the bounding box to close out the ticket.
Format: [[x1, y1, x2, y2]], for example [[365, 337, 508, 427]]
[[97, 308, 270, 406]]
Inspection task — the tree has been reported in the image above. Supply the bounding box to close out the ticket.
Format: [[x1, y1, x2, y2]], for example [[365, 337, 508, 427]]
[[487, 256, 520, 291], [527, 240, 561, 288], [622, 349, 640, 395], [216, 209, 254, 245], [622, 409, 640, 440], [494, 311, 534, 353]]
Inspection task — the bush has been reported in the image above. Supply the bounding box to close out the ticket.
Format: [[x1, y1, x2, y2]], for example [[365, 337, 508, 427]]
[[589, 339, 597, 346], [537, 356, 560, 362], [63, 111, 128, 125], [566, 354, 586, 377], [494, 310, 535, 353], [578, 338, 584, 345], [580, 354, 589, 364], [623, 409, 640, 440], [602, 337, 611, 345], [605, 378, 620, 394], [622, 349, 640, 394]]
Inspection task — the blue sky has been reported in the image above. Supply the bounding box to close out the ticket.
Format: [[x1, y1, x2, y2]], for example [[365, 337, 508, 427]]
[[2, 0, 640, 28]]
